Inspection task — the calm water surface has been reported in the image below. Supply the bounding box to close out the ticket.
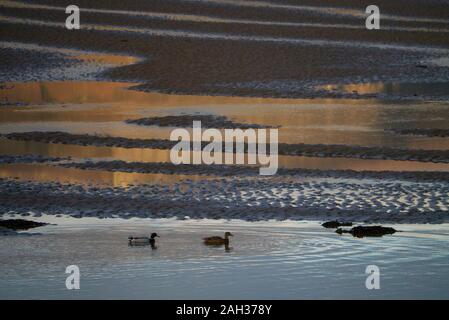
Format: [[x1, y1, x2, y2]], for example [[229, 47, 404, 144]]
[[1, 80, 449, 186], [1, 217, 449, 299]]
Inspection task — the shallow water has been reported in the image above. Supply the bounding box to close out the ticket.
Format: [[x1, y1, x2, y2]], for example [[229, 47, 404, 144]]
[[0, 163, 214, 187], [1, 79, 449, 186], [1, 81, 449, 147], [1, 217, 449, 299]]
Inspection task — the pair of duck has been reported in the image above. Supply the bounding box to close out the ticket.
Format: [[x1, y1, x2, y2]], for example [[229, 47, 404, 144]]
[[128, 232, 233, 246]]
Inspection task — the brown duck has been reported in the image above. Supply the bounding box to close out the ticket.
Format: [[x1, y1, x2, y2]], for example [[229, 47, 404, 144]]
[[203, 232, 233, 245]]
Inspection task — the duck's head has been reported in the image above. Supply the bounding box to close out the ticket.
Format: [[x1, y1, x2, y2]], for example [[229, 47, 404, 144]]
[[151, 233, 160, 239], [225, 232, 233, 237]]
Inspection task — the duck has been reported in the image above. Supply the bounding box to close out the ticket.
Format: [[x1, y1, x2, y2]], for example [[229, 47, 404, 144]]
[[128, 233, 160, 246], [203, 232, 233, 245]]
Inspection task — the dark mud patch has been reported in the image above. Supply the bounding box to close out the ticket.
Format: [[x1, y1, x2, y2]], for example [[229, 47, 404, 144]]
[[0, 227, 17, 236], [388, 128, 449, 138], [126, 115, 276, 129], [2, 131, 176, 149], [0, 154, 70, 164], [336, 226, 397, 238], [58, 160, 449, 182]]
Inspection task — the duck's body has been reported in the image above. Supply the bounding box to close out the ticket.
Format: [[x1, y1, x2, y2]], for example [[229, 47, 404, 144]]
[[128, 237, 154, 245], [203, 232, 233, 245], [128, 233, 159, 246]]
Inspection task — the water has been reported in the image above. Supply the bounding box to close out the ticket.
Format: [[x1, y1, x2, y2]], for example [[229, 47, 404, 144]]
[[2, 81, 449, 148], [1, 217, 449, 299]]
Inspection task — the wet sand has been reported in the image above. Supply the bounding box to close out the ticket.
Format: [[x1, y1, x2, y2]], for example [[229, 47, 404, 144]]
[[2, 80, 449, 149], [1, 0, 449, 98]]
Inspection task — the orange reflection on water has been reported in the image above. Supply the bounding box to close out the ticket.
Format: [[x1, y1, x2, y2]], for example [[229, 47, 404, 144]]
[[0, 164, 211, 187], [0, 81, 358, 106], [1, 79, 449, 185], [72, 54, 141, 66], [0, 82, 151, 105], [0, 138, 171, 162], [320, 83, 388, 95]]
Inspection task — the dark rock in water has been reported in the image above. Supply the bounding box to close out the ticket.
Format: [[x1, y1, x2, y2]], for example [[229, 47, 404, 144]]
[[322, 220, 353, 228], [388, 128, 449, 138], [336, 226, 397, 238], [0, 219, 48, 230]]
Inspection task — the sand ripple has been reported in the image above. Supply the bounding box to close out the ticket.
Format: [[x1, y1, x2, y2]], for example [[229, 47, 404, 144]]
[[1, 177, 447, 223]]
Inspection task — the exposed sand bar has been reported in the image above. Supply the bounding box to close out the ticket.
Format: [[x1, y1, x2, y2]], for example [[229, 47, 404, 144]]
[[2, 0, 449, 99], [0, 42, 142, 83], [58, 160, 449, 182], [2, 14, 449, 55], [2, 0, 449, 33], [0, 176, 447, 223], [2, 80, 449, 150]]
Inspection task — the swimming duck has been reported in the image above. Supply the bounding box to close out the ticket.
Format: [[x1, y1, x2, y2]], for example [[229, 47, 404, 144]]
[[128, 233, 159, 246], [203, 232, 233, 245]]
